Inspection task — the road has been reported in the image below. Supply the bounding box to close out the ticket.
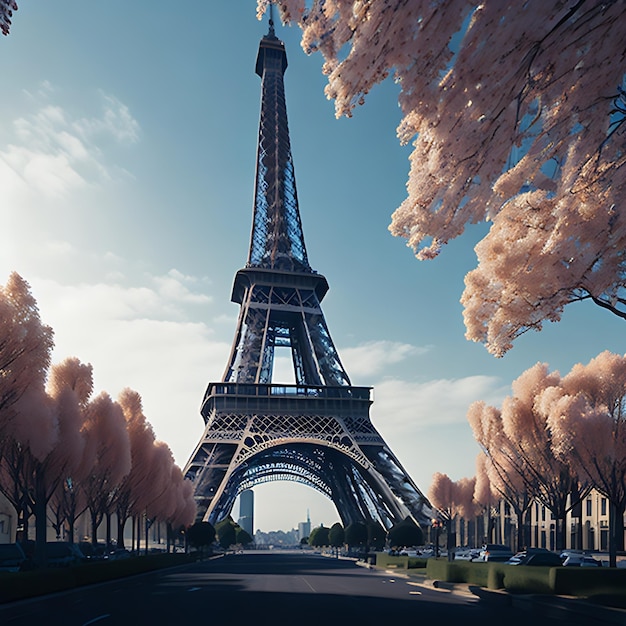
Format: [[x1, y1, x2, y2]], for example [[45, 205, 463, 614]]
[[0, 551, 591, 625]]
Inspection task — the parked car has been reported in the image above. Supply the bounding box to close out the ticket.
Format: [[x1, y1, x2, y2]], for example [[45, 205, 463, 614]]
[[474, 544, 514, 562], [454, 548, 481, 561], [561, 554, 602, 567], [45, 542, 86, 567], [79, 542, 110, 561], [109, 548, 132, 560], [398, 549, 419, 557], [0, 543, 27, 572], [507, 548, 563, 566]]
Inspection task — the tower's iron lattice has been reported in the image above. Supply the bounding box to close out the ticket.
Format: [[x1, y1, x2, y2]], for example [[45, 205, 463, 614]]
[[184, 20, 433, 530]]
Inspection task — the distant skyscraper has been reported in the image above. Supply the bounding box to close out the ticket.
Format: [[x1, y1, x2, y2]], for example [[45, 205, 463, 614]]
[[298, 509, 311, 542], [237, 489, 254, 537]]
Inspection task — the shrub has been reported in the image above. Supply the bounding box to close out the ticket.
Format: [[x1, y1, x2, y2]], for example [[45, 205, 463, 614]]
[[375, 552, 408, 569], [0, 552, 197, 604], [550, 566, 626, 597], [502, 565, 553, 594]]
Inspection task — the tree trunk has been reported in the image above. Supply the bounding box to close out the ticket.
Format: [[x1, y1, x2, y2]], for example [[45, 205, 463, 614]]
[[67, 512, 76, 544], [34, 478, 48, 567], [117, 515, 126, 549], [616, 501, 625, 552], [609, 502, 618, 568], [91, 511, 98, 546]]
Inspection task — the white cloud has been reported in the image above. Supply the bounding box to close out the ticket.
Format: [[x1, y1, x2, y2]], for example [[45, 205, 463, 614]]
[[74, 93, 140, 145], [153, 270, 213, 306], [340, 339, 429, 379], [370, 375, 507, 430], [2, 85, 140, 206], [28, 272, 229, 467], [367, 376, 509, 489]]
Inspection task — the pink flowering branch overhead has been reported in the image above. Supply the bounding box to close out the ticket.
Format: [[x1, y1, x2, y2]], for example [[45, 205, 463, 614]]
[[261, 1, 626, 356], [0, 0, 17, 36]]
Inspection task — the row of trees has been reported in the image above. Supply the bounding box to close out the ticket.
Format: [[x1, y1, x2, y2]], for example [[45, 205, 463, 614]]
[[308, 518, 423, 553], [0, 273, 196, 564], [186, 519, 252, 553], [426, 351, 626, 567]]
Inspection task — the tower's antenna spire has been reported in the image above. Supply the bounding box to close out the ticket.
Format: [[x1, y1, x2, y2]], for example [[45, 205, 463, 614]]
[[268, 1, 275, 36]]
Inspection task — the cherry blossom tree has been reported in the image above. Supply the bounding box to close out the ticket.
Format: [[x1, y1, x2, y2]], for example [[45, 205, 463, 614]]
[[543, 351, 626, 566], [113, 388, 158, 549], [79, 392, 131, 545], [45, 358, 93, 543], [0, 0, 17, 36], [0, 384, 57, 555], [140, 441, 178, 553], [260, 1, 626, 356], [472, 452, 512, 547], [469, 406, 535, 551], [20, 358, 94, 561], [113, 389, 196, 551], [0, 273, 194, 550], [0, 273, 54, 560], [0, 273, 54, 449], [468, 362, 587, 550], [428, 472, 475, 556], [166, 467, 197, 550]]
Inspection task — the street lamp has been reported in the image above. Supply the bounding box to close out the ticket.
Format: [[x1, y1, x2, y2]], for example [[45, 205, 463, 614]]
[[431, 519, 442, 558]]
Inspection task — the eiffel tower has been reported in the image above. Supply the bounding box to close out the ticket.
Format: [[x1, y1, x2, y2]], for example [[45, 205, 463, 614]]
[[184, 15, 433, 530]]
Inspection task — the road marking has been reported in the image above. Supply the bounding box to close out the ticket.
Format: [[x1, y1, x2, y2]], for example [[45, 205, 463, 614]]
[[82, 615, 111, 626], [301, 577, 317, 593], [188, 587, 201, 592], [409, 591, 422, 595]]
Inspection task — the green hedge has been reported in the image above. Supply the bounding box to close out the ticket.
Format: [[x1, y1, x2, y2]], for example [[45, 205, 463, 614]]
[[426, 559, 494, 587], [374, 553, 427, 569], [550, 566, 626, 597], [501, 564, 553, 594], [0, 552, 198, 604], [423, 559, 626, 598]]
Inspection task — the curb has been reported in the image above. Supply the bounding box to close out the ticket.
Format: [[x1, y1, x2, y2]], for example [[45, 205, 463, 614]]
[[366, 562, 626, 625], [468, 583, 626, 625]]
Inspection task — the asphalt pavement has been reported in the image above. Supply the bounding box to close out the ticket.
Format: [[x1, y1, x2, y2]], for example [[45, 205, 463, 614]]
[[1, 551, 624, 625]]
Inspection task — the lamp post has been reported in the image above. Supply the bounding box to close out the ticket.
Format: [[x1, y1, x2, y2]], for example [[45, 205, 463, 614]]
[[432, 519, 442, 558]]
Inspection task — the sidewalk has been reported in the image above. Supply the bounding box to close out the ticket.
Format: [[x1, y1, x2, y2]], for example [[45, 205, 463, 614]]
[[359, 561, 626, 625]]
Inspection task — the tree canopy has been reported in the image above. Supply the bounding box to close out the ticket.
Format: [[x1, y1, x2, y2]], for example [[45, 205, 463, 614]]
[[387, 517, 423, 549], [328, 522, 345, 549], [187, 521, 216, 550], [0, 273, 196, 558], [261, 1, 626, 356], [236, 527, 253, 546], [365, 520, 387, 551], [308, 525, 329, 547], [215, 517, 238, 549], [344, 521, 367, 549], [468, 351, 626, 563]]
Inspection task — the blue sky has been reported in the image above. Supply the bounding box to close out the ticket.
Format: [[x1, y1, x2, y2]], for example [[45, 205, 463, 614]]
[[3, 2, 626, 533]]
